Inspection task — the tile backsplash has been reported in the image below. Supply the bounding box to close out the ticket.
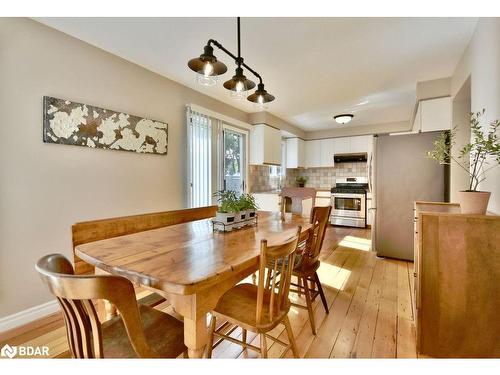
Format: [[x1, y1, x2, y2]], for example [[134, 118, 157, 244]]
[[248, 164, 282, 192], [248, 162, 368, 192], [285, 162, 367, 190]]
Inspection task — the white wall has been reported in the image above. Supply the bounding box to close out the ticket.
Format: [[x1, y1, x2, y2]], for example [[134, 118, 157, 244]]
[[0, 18, 250, 317], [451, 18, 500, 214]]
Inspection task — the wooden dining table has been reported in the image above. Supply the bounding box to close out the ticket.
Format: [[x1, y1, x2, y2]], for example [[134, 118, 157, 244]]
[[75, 211, 311, 358]]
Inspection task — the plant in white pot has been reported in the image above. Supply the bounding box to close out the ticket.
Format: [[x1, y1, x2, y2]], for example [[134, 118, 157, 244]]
[[427, 109, 500, 214], [213, 190, 239, 231], [238, 193, 259, 226]]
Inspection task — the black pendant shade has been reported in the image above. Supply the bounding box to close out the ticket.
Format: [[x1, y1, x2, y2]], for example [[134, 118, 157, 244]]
[[223, 67, 256, 92], [187, 45, 228, 76], [247, 83, 275, 103]]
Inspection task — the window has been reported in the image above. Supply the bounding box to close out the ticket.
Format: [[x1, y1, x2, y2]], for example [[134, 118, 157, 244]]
[[186, 106, 248, 208]]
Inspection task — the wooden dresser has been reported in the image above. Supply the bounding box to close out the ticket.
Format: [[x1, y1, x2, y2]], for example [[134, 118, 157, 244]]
[[414, 201, 500, 357]]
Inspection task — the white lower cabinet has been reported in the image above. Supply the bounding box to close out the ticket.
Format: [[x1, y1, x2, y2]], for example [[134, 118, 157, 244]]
[[252, 193, 280, 212], [366, 197, 373, 226], [315, 190, 332, 207]]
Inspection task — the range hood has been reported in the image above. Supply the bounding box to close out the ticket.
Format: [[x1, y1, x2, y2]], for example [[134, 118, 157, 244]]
[[334, 153, 368, 163]]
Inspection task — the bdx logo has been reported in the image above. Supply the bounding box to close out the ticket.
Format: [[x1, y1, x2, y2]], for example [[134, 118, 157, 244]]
[[1, 344, 49, 358]]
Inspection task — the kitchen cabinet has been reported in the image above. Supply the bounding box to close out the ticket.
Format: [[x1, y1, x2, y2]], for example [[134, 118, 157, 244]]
[[366, 197, 372, 226], [286, 138, 305, 168], [333, 137, 350, 154], [350, 135, 373, 154], [305, 140, 321, 168], [250, 124, 282, 165], [252, 193, 280, 212], [414, 97, 452, 133], [414, 202, 499, 357], [315, 190, 331, 207], [319, 138, 335, 167]]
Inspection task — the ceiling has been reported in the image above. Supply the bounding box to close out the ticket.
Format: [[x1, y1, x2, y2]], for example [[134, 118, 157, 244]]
[[36, 17, 477, 131]]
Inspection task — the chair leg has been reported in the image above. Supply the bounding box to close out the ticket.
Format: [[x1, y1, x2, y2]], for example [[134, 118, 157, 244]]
[[314, 272, 329, 314], [297, 275, 303, 297], [260, 333, 268, 358], [252, 272, 257, 285], [242, 328, 247, 344], [302, 276, 316, 335], [283, 315, 299, 358], [206, 315, 216, 358]]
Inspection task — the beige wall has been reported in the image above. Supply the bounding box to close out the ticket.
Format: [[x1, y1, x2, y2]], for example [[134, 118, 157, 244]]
[[451, 18, 500, 214], [0, 18, 251, 317]]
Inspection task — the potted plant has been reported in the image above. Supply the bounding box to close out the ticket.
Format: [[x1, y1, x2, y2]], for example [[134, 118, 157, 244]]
[[238, 193, 259, 226], [427, 109, 499, 214], [296, 176, 308, 188], [213, 190, 239, 231]]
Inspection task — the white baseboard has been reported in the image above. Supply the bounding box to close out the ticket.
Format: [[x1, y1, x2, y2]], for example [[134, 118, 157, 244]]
[[0, 300, 60, 333]]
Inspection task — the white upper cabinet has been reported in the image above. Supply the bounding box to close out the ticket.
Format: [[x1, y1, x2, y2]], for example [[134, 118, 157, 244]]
[[305, 140, 321, 168], [418, 97, 452, 132], [286, 138, 305, 168], [350, 135, 373, 154], [320, 138, 335, 167], [250, 124, 282, 165], [333, 137, 350, 154]]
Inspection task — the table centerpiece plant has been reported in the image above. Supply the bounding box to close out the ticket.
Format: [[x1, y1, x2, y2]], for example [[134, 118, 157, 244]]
[[238, 193, 259, 226], [213, 190, 239, 231], [427, 109, 500, 214]]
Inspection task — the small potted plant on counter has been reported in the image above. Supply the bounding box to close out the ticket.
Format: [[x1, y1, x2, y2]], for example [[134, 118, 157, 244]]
[[427, 109, 500, 214], [213, 190, 239, 231], [296, 176, 308, 188]]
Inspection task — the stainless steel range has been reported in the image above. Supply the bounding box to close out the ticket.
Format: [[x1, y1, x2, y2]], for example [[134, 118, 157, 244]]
[[330, 177, 368, 228]]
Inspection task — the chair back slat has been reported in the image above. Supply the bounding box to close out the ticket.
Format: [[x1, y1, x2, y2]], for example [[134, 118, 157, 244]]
[[36, 254, 157, 358], [301, 221, 321, 269], [310, 206, 332, 257], [256, 227, 301, 326]]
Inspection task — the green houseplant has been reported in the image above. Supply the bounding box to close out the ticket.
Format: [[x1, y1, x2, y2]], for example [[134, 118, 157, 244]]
[[296, 176, 308, 188], [238, 193, 259, 225], [213, 190, 239, 231], [427, 109, 500, 214]]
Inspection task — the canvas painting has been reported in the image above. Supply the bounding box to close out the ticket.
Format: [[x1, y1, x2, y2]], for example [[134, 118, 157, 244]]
[[43, 96, 168, 155]]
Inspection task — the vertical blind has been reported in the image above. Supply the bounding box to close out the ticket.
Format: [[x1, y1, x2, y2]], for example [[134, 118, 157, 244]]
[[186, 107, 212, 208]]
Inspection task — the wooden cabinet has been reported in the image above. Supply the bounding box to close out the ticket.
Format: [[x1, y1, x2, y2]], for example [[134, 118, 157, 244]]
[[286, 138, 305, 168], [305, 140, 321, 168], [250, 124, 282, 165], [414, 97, 452, 133], [413, 202, 500, 358]]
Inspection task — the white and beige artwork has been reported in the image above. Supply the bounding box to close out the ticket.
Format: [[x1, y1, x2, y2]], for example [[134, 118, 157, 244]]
[[43, 96, 168, 155]]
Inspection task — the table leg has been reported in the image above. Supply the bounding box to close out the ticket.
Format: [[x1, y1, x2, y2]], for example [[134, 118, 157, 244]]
[[184, 315, 208, 358]]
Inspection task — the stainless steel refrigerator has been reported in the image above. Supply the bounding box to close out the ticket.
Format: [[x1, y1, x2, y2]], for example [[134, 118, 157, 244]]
[[370, 132, 446, 261]]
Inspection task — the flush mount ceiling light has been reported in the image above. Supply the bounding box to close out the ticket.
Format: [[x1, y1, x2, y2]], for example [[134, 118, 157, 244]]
[[187, 17, 275, 107], [334, 114, 354, 124]]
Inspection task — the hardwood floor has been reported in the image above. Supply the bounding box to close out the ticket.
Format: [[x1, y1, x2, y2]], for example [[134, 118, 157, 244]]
[[0, 225, 416, 359]]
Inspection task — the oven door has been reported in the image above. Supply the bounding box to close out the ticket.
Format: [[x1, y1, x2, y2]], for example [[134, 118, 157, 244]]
[[331, 193, 366, 218]]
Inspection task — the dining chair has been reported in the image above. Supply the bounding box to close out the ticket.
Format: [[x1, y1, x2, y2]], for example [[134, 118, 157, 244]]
[[35, 254, 187, 358], [206, 227, 302, 358], [290, 205, 332, 334]]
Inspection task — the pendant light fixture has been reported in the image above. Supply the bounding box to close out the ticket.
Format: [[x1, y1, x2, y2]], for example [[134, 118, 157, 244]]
[[187, 17, 274, 106], [334, 114, 354, 124]]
